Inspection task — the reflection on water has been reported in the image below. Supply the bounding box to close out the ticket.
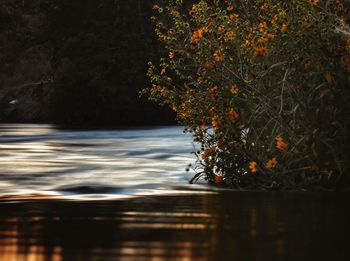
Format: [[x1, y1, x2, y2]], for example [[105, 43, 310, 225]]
[[0, 124, 205, 200], [0, 193, 349, 260]]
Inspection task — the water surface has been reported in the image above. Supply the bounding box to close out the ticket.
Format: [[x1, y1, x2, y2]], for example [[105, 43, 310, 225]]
[[0, 124, 203, 200], [0, 124, 349, 261], [0, 192, 349, 261]]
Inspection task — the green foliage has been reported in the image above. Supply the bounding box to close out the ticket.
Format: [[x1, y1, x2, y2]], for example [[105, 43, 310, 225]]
[[145, 0, 350, 190]]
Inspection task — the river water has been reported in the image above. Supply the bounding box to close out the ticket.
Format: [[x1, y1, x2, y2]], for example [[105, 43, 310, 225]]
[[0, 124, 205, 200], [0, 124, 349, 261]]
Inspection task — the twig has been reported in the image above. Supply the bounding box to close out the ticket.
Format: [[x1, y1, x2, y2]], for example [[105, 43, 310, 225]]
[[189, 171, 204, 184]]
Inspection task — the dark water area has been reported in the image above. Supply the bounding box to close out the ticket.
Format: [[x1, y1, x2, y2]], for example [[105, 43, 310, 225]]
[[0, 193, 349, 261], [0, 124, 349, 260]]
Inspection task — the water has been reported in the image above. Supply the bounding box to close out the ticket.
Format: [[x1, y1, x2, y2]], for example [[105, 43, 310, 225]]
[[0, 124, 205, 200], [0, 124, 349, 260]]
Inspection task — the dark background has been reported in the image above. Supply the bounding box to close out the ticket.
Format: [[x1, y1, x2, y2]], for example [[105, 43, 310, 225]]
[[0, 0, 175, 126]]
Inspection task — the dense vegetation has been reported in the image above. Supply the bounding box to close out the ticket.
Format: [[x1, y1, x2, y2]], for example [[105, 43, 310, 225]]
[[146, 0, 350, 190], [0, 0, 174, 125]]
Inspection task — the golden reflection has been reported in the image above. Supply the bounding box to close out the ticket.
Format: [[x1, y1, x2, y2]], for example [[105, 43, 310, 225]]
[[121, 241, 208, 248], [118, 241, 206, 261], [0, 193, 295, 261], [27, 246, 45, 261], [52, 246, 62, 261], [0, 192, 342, 260], [0, 230, 18, 237], [0, 227, 18, 261], [0, 236, 62, 261], [122, 211, 213, 218], [120, 223, 215, 229]]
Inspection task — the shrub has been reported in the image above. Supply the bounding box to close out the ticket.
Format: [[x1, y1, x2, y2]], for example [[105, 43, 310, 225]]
[[144, 0, 350, 190]]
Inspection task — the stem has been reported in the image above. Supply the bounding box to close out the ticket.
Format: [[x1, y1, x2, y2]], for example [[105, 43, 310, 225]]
[[189, 171, 204, 184]]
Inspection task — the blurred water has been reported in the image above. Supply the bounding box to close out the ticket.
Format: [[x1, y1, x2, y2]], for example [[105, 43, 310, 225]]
[[0, 124, 205, 200]]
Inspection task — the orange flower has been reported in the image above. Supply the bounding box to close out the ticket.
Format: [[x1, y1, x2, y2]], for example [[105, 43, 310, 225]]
[[272, 16, 278, 28], [281, 23, 288, 32], [170, 10, 180, 18], [224, 31, 236, 42], [229, 13, 239, 21], [276, 136, 288, 150], [244, 34, 253, 46], [213, 50, 224, 62], [215, 175, 223, 184], [258, 22, 267, 31], [160, 67, 166, 75], [208, 146, 216, 154], [260, 46, 268, 55], [230, 84, 239, 94], [309, 0, 319, 6], [227, 109, 239, 121], [169, 51, 174, 59], [202, 146, 216, 161], [266, 33, 274, 40], [191, 27, 207, 43], [226, 5, 233, 12], [265, 157, 278, 169], [201, 153, 209, 161], [254, 46, 268, 56], [210, 86, 219, 99], [249, 161, 258, 173], [279, 10, 286, 18], [260, 3, 268, 11], [218, 26, 225, 33]]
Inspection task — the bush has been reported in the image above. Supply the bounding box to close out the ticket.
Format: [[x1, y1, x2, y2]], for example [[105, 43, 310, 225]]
[[145, 0, 350, 190]]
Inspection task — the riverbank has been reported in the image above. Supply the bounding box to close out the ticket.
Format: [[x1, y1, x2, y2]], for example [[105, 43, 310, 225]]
[[0, 191, 349, 261]]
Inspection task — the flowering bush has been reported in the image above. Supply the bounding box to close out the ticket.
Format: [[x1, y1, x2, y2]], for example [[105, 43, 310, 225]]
[[144, 0, 350, 190]]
